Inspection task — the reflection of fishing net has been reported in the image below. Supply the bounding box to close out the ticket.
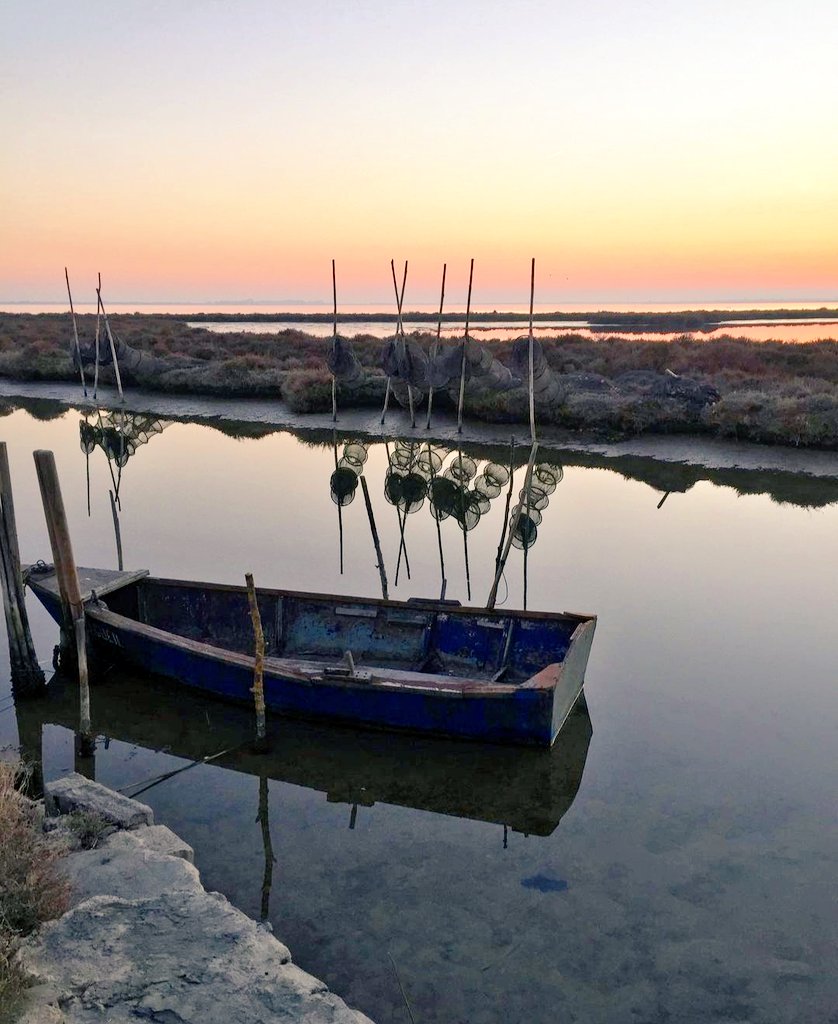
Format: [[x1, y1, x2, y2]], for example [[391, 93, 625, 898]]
[[341, 442, 368, 469], [429, 475, 483, 531], [445, 454, 477, 484], [327, 337, 364, 387], [507, 461, 563, 550], [511, 337, 562, 405], [385, 468, 426, 513], [417, 446, 443, 476], [331, 467, 359, 506], [474, 461, 510, 499], [79, 412, 168, 466]]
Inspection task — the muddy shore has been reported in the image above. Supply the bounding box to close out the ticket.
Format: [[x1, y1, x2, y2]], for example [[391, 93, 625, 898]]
[[1, 379, 835, 481]]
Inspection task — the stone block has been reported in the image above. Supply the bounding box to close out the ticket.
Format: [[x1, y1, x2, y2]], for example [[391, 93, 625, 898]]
[[44, 773, 153, 829]]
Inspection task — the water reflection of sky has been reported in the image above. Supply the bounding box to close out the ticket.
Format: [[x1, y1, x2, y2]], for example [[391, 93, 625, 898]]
[[1, 407, 836, 1023]]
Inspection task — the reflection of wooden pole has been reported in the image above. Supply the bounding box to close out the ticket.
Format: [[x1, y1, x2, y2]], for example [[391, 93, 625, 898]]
[[494, 438, 515, 574], [457, 259, 474, 435], [245, 573, 267, 750], [426, 263, 446, 429], [65, 267, 87, 396], [109, 489, 123, 570], [528, 258, 536, 443], [33, 450, 93, 753], [360, 476, 388, 600], [97, 288, 125, 403], [486, 442, 538, 609], [0, 443, 45, 695], [257, 775, 275, 922]]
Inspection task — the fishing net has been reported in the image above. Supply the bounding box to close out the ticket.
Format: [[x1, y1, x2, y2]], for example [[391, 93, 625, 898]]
[[327, 336, 365, 387], [384, 468, 426, 514], [445, 454, 477, 484], [341, 442, 369, 469], [511, 337, 562, 406], [330, 466, 359, 506], [381, 337, 429, 390]]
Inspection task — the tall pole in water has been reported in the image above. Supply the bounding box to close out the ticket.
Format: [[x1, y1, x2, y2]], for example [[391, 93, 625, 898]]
[[331, 259, 338, 422], [33, 450, 94, 754], [0, 443, 45, 696]]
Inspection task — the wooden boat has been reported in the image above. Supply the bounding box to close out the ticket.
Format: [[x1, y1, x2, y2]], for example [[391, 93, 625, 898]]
[[27, 566, 596, 747]]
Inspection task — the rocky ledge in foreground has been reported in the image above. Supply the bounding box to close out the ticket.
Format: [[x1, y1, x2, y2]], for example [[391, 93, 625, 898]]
[[17, 773, 373, 1024]]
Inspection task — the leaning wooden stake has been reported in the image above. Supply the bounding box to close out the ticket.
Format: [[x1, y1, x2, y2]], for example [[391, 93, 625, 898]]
[[360, 476, 389, 599], [528, 257, 536, 443], [109, 489, 123, 570], [65, 268, 87, 397], [486, 441, 539, 609], [457, 259, 474, 435], [97, 287, 125, 403], [33, 449, 93, 753], [245, 573, 267, 750], [0, 444, 45, 695]]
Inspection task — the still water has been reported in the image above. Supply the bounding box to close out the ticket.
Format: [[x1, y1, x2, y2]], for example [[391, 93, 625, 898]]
[[1, 403, 836, 1024]]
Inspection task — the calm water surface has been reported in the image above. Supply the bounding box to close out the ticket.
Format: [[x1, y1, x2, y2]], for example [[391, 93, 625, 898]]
[[0, 405, 836, 1024]]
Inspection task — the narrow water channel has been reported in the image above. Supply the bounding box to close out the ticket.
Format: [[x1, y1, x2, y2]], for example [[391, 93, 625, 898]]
[[1, 401, 835, 1023]]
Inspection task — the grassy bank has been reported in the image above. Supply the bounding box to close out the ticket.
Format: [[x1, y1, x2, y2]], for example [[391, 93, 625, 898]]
[[0, 761, 69, 1021], [1, 313, 837, 449]]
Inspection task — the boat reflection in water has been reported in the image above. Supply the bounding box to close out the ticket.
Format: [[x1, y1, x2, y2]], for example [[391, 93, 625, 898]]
[[16, 668, 592, 840]]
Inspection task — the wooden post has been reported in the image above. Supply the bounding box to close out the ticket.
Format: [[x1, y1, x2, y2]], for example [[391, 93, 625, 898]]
[[97, 288, 125, 403], [390, 260, 414, 427], [528, 257, 536, 443], [109, 489, 123, 570], [65, 267, 87, 397], [360, 476, 388, 600], [32, 450, 93, 753], [457, 259, 474, 435], [426, 263, 446, 429], [0, 443, 45, 696], [245, 573, 267, 751], [486, 441, 539, 609]]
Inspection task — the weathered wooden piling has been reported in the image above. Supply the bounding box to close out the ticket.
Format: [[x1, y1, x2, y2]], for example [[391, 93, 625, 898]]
[[109, 489, 124, 570], [33, 449, 93, 753], [0, 443, 45, 696], [331, 259, 338, 423], [245, 572, 268, 751]]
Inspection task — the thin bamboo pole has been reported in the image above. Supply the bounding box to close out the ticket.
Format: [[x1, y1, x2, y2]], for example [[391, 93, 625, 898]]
[[333, 435, 344, 575], [33, 450, 93, 753], [65, 267, 87, 396], [97, 288, 125, 403], [245, 573, 267, 750], [528, 257, 536, 443], [390, 260, 414, 427], [486, 441, 539, 609], [426, 263, 446, 430], [331, 259, 338, 422], [93, 275, 102, 399], [360, 475, 388, 600], [456, 259, 474, 435], [0, 443, 44, 695], [427, 443, 446, 591]]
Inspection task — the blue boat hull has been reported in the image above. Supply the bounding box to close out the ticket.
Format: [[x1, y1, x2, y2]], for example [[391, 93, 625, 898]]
[[29, 571, 596, 747]]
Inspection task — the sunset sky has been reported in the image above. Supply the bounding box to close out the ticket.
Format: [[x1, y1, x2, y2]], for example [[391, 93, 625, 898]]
[[2, 0, 836, 305]]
